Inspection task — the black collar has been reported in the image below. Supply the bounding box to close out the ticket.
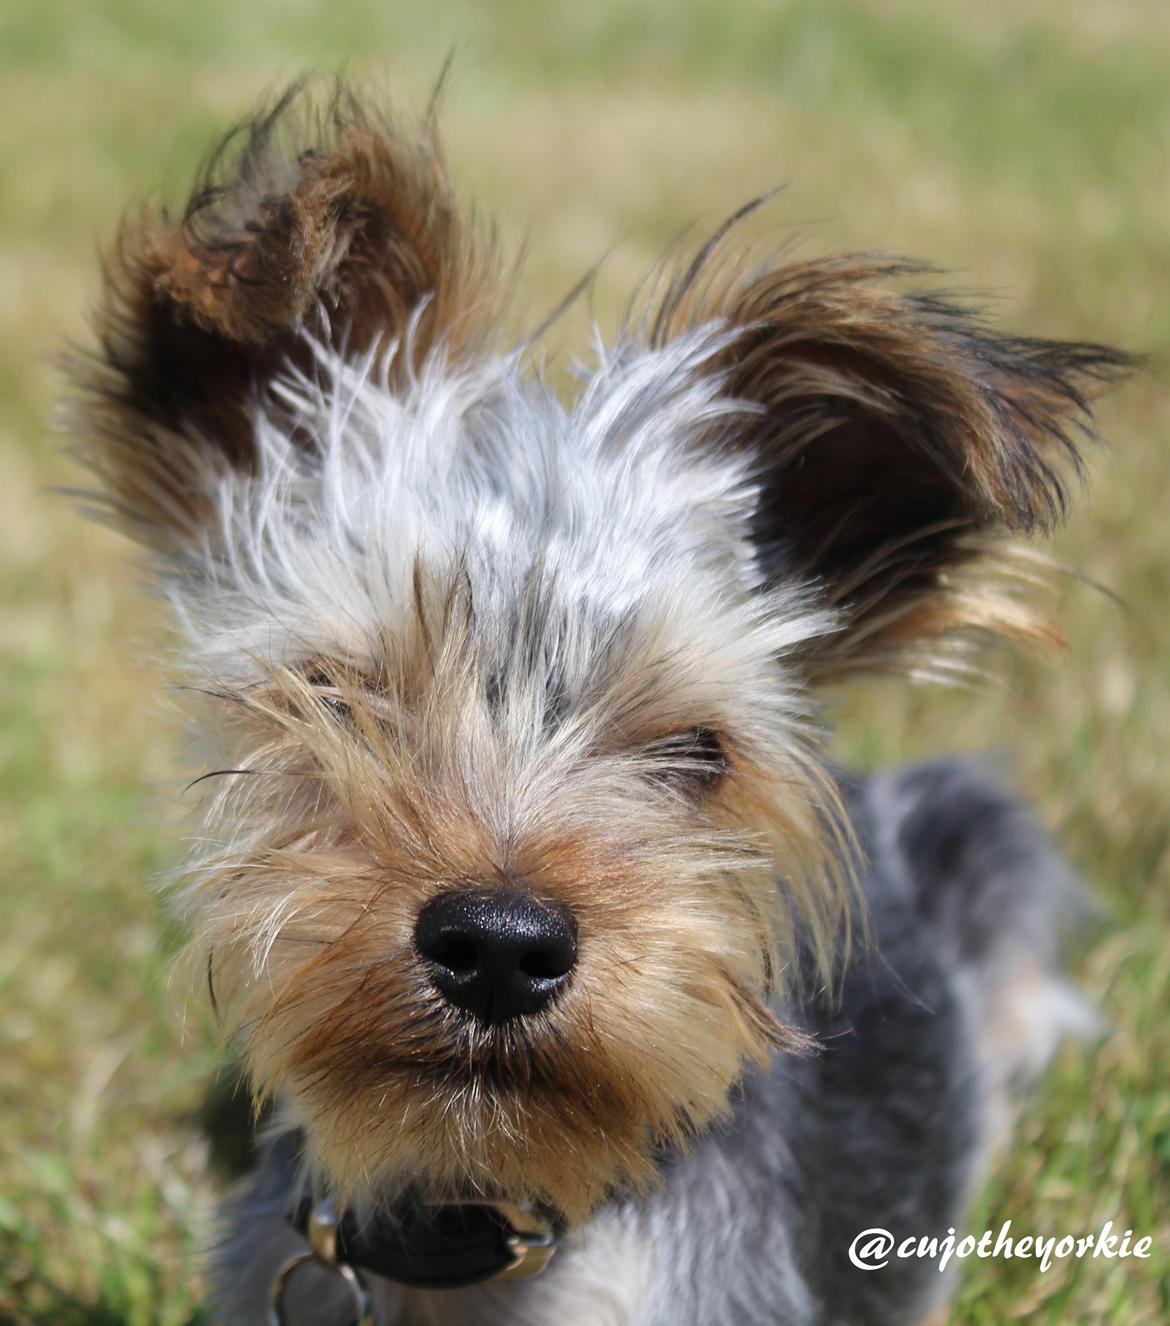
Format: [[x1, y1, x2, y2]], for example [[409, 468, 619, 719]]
[[288, 1192, 562, 1291]]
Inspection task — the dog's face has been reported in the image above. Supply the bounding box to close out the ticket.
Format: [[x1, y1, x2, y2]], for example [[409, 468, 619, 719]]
[[173, 340, 841, 1217], [68, 88, 1121, 1220]]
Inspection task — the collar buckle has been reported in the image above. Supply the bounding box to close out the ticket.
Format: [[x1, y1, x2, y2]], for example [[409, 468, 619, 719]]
[[443, 1197, 558, 1281]]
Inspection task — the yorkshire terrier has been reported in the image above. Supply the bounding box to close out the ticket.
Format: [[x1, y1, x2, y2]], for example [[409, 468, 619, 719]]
[[66, 85, 1127, 1325]]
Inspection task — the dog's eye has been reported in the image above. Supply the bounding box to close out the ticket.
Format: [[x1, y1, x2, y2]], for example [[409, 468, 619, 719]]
[[648, 726, 730, 794], [305, 669, 352, 721]]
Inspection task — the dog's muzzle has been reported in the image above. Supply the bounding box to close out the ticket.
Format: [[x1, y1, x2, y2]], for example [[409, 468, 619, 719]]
[[270, 1193, 560, 1323]]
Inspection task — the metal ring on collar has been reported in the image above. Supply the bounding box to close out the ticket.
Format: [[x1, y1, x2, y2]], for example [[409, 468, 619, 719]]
[[269, 1252, 373, 1326], [270, 1196, 375, 1326]]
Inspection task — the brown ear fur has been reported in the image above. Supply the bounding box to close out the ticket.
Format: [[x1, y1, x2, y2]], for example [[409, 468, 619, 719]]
[[71, 83, 497, 548], [650, 218, 1132, 682]]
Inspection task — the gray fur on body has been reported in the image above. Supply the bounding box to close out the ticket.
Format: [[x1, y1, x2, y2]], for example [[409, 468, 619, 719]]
[[209, 758, 1086, 1326]]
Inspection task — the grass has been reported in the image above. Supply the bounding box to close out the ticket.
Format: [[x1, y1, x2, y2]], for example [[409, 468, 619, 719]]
[[1, 2, 1166, 1321]]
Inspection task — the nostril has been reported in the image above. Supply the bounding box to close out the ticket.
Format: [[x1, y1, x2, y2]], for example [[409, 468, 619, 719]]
[[426, 936, 478, 975], [518, 943, 575, 981]]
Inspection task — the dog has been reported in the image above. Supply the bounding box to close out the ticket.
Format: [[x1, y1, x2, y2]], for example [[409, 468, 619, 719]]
[[65, 84, 1128, 1324]]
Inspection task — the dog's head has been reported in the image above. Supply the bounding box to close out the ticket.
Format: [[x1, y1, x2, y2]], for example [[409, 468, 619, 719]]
[[67, 86, 1124, 1221]]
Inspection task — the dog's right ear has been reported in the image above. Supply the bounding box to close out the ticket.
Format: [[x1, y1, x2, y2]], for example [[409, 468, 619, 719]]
[[648, 225, 1131, 684], [69, 84, 495, 553]]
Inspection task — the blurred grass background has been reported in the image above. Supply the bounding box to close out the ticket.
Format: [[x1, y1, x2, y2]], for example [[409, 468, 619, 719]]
[[1, 2, 1167, 1322]]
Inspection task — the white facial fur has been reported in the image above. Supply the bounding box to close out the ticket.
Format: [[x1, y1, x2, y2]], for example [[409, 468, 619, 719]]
[[167, 322, 836, 735]]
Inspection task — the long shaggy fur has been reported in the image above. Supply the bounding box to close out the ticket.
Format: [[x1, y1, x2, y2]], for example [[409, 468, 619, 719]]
[[62, 82, 1126, 1267]]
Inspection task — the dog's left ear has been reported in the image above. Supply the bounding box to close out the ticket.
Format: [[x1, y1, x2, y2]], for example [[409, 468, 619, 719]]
[[651, 242, 1131, 682]]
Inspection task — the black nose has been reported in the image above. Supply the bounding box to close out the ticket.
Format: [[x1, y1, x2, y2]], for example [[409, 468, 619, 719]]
[[414, 889, 577, 1025]]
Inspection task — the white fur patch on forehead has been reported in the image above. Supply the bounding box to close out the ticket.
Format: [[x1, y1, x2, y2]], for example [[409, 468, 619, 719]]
[[167, 326, 834, 686]]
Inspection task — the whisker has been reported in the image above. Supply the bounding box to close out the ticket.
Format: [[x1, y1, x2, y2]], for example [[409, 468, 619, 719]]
[[184, 768, 263, 793], [183, 767, 324, 793]]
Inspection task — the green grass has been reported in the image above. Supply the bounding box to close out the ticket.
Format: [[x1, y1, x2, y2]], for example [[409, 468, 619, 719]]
[[1, 2, 1167, 1321]]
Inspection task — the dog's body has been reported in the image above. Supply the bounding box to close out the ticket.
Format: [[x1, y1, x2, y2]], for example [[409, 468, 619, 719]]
[[66, 87, 1123, 1324]]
